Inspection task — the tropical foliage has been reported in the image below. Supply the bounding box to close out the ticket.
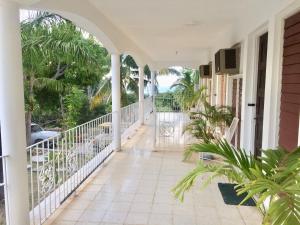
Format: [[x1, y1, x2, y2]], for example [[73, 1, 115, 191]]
[[90, 55, 143, 108], [173, 139, 300, 225], [90, 60, 182, 109], [172, 75, 299, 225], [183, 84, 233, 145], [170, 69, 199, 110], [21, 12, 110, 143]]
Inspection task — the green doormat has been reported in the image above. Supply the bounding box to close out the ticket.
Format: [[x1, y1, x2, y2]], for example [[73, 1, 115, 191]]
[[218, 183, 256, 206]]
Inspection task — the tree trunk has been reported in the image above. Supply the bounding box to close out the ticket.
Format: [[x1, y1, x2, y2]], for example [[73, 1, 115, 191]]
[[60, 94, 66, 129], [25, 75, 34, 146], [25, 112, 31, 146]]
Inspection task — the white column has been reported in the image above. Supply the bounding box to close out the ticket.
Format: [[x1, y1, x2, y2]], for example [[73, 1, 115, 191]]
[[139, 66, 144, 125], [150, 70, 157, 147], [150, 70, 156, 112], [150, 70, 155, 97], [0, 1, 30, 224], [111, 54, 121, 151]]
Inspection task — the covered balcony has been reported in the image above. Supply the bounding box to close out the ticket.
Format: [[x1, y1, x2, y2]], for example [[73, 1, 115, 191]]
[[1, 0, 300, 225], [42, 118, 261, 225]]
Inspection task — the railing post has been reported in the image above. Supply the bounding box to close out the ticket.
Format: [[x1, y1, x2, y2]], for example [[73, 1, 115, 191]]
[[151, 70, 157, 147], [111, 54, 121, 151], [150, 70, 156, 111], [0, 1, 30, 224], [139, 66, 144, 125]]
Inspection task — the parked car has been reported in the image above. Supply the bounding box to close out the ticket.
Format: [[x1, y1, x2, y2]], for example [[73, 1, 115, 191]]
[[30, 123, 60, 146], [93, 122, 113, 152]]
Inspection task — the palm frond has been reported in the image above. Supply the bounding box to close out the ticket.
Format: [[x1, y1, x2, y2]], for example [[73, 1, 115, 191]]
[[176, 137, 300, 225], [34, 77, 65, 92], [90, 77, 111, 108], [158, 68, 181, 76]]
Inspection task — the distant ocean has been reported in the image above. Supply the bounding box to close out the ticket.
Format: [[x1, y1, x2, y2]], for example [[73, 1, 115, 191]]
[[158, 86, 174, 93]]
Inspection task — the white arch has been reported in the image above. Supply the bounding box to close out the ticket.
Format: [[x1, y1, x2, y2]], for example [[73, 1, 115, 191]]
[[29, 0, 119, 53], [122, 50, 145, 68], [29, 0, 153, 66]]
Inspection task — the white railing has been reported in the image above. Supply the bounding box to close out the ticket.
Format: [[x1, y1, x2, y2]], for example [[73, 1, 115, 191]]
[[0, 155, 9, 225], [120, 98, 153, 141], [27, 112, 114, 225], [144, 97, 153, 119], [120, 102, 139, 134], [154, 96, 193, 148], [0, 99, 153, 225], [154, 96, 181, 112], [26, 98, 154, 225]]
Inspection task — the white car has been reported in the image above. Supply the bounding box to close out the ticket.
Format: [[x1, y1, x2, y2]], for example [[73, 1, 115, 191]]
[[30, 123, 60, 146]]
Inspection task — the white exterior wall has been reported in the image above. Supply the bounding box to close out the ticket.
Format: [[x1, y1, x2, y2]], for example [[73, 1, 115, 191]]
[[207, 0, 300, 153], [225, 76, 233, 107], [211, 60, 217, 106]]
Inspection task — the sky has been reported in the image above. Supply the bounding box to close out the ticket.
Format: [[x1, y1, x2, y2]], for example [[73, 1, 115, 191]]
[[20, 9, 32, 21], [157, 74, 178, 93], [156, 66, 183, 93]]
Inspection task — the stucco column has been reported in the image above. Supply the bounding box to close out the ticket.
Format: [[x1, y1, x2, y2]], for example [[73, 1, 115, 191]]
[[150, 70, 157, 147], [0, 1, 30, 224], [139, 66, 144, 125], [111, 54, 121, 151], [150, 70, 156, 112], [150, 70, 156, 97]]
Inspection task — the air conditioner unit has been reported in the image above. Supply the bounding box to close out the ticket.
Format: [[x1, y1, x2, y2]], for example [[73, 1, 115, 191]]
[[215, 48, 240, 75], [199, 62, 212, 78]]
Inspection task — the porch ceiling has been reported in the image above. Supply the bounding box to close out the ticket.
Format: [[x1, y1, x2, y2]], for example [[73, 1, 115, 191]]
[[28, 0, 292, 69]]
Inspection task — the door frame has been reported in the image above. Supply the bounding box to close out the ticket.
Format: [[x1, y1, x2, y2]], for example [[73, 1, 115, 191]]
[[262, 1, 300, 150], [239, 1, 300, 153], [228, 75, 243, 147], [254, 32, 268, 157], [241, 24, 268, 155]]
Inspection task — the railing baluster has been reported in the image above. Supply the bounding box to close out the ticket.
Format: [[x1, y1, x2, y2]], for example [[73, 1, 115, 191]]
[[22, 100, 151, 224]]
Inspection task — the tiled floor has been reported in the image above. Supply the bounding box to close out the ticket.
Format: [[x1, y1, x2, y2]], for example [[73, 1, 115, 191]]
[[45, 121, 262, 225]]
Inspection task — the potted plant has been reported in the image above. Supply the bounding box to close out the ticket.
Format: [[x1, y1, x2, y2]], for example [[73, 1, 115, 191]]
[[173, 139, 300, 225]]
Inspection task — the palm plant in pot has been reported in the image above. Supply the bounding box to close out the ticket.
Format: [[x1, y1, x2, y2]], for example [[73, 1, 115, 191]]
[[183, 86, 233, 160], [173, 139, 300, 225]]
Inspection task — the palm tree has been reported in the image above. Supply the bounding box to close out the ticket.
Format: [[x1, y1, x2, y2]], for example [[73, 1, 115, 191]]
[[90, 62, 183, 108], [158, 68, 181, 76], [22, 12, 109, 144], [170, 69, 199, 110], [91, 55, 148, 108]]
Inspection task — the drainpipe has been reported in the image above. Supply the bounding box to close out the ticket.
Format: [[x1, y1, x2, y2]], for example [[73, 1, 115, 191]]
[[111, 54, 121, 151], [0, 1, 30, 224]]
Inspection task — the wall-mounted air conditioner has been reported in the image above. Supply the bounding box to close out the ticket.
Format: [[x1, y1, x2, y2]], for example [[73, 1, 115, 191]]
[[199, 62, 212, 78], [215, 48, 240, 75]]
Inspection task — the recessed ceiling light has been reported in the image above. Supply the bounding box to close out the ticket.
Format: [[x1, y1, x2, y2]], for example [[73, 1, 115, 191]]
[[184, 20, 201, 27]]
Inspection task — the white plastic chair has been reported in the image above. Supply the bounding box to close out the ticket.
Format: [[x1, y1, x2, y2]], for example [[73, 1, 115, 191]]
[[224, 117, 239, 143], [201, 117, 239, 161]]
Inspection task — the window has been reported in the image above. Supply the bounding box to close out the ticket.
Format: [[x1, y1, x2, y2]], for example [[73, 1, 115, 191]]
[[31, 124, 43, 133]]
